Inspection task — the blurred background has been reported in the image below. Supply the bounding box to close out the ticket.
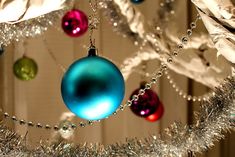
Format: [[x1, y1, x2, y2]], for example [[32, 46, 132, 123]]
[[0, 0, 234, 156]]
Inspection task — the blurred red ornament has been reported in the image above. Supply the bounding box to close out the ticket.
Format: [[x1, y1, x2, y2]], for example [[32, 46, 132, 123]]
[[62, 9, 88, 37], [130, 86, 160, 117], [146, 102, 164, 122]]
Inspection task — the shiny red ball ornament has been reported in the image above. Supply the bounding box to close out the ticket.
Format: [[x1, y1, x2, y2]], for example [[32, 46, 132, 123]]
[[62, 9, 88, 37], [130, 87, 160, 117], [146, 102, 164, 122]]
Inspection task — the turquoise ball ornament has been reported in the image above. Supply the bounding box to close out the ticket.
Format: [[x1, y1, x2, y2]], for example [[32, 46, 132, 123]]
[[61, 50, 125, 120]]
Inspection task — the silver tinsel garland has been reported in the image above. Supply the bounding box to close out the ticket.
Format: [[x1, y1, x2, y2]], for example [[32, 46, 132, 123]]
[[0, 9, 66, 47], [0, 77, 234, 156]]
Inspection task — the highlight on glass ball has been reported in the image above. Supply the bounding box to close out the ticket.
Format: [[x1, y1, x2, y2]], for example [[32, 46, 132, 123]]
[[62, 9, 88, 37], [61, 55, 125, 121], [130, 86, 160, 117], [13, 56, 38, 81]]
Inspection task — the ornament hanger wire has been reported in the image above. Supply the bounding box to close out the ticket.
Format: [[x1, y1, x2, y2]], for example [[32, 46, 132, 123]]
[[88, 0, 100, 49]]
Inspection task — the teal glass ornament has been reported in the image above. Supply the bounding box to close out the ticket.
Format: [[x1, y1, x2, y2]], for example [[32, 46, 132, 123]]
[[61, 50, 125, 120]]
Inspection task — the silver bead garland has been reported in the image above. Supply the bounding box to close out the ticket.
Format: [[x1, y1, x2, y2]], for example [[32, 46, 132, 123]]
[[0, 76, 234, 156], [164, 70, 214, 102], [1, 13, 201, 131], [0, 9, 66, 46]]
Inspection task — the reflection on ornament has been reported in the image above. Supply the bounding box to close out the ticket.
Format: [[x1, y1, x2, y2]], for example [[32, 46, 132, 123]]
[[131, 0, 145, 4], [146, 103, 164, 122], [62, 9, 88, 37], [0, 45, 4, 55], [61, 55, 125, 120], [130, 86, 160, 117], [13, 56, 38, 81]]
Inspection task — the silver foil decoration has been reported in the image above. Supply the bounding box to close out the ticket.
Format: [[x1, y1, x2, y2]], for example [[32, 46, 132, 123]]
[[0, 77, 234, 156]]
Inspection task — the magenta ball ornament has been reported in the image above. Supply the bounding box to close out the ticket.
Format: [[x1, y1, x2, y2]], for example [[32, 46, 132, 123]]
[[62, 9, 88, 37], [130, 87, 160, 117]]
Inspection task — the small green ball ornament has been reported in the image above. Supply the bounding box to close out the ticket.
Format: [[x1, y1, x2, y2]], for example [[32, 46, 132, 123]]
[[13, 56, 38, 81]]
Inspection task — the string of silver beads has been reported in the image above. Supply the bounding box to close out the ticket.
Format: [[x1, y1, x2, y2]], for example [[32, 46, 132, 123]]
[[164, 70, 214, 102], [1, 14, 201, 131]]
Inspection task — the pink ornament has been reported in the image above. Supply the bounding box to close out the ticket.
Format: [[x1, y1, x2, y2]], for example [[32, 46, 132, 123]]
[[62, 9, 88, 37], [145, 102, 164, 122], [130, 88, 160, 117]]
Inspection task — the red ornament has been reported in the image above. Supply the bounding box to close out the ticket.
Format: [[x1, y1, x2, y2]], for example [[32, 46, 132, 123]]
[[62, 9, 88, 37], [130, 87, 160, 117], [145, 102, 164, 122]]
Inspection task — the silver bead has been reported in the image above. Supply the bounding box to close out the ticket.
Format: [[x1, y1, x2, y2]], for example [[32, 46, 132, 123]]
[[161, 64, 168, 70], [198, 97, 202, 102], [4, 113, 9, 118], [79, 122, 86, 127], [190, 22, 196, 29], [181, 37, 188, 44], [145, 83, 151, 89], [139, 89, 145, 95], [54, 125, 59, 131], [87, 121, 93, 125], [28, 122, 34, 127], [132, 95, 139, 101], [12, 116, 17, 121], [45, 125, 51, 130], [173, 51, 178, 56], [175, 88, 179, 92], [62, 125, 68, 131], [187, 96, 192, 101], [36, 123, 43, 128], [151, 77, 157, 84], [19, 120, 26, 125], [178, 44, 184, 49], [156, 71, 163, 77], [126, 100, 132, 107], [119, 105, 124, 110], [167, 57, 173, 63], [187, 29, 193, 36], [71, 123, 77, 129]]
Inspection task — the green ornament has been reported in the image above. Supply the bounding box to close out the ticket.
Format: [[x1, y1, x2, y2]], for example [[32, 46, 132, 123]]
[[13, 56, 38, 81]]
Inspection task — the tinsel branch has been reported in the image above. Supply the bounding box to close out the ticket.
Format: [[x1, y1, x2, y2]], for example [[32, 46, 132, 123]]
[[0, 0, 77, 46], [101, 0, 233, 87], [0, 77, 234, 156]]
